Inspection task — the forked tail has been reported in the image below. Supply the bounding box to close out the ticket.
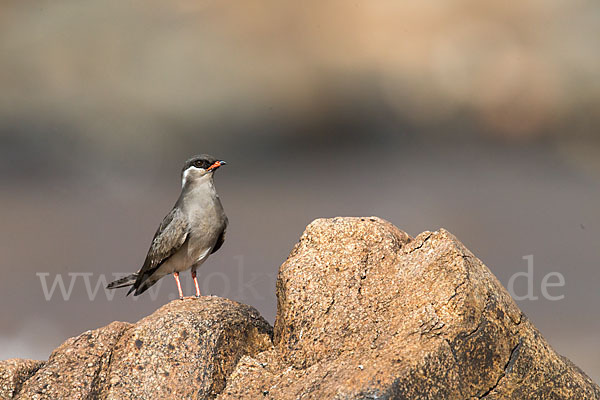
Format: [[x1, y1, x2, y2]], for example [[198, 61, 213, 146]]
[[106, 273, 138, 289]]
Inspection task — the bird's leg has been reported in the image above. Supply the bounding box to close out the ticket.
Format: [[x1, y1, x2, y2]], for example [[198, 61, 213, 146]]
[[192, 270, 201, 297], [173, 272, 184, 300]]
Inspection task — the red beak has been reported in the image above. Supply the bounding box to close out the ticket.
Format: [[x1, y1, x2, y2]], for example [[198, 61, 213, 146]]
[[206, 160, 226, 171]]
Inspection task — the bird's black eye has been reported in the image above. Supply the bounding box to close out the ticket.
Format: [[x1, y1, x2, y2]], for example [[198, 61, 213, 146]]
[[194, 160, 204, 168]]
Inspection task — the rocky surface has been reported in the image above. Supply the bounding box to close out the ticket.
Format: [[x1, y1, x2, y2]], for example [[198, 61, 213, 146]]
[[219, 217, 600, 399], [5, 297, 271, 400], [0, 359, 44, 399], [2, 217, 599, 399]]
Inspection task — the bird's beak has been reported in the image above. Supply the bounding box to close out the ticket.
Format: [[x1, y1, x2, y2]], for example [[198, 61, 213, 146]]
[[206, 160, 226, 171]]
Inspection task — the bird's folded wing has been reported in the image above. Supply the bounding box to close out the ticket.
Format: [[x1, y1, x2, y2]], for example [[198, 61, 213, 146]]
[[211, 216, 228, 254], [137, 207, 189, 278]]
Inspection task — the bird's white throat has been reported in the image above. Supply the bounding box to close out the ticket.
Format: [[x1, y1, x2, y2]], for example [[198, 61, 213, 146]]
[[182, 166, 214, 189]]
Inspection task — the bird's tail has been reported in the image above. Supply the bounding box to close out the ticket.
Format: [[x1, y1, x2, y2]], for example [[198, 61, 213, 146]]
[[106, 273, 138, 289]]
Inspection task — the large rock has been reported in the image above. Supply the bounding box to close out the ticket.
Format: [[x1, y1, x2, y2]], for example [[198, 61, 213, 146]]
[[8, 297, 272, 399], [101, 298, 272, 399], [219, 217, 600, 399], [3, 217, 599, 399]]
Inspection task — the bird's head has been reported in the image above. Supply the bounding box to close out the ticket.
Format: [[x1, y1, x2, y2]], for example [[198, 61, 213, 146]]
[[181, 154, 226, 187]]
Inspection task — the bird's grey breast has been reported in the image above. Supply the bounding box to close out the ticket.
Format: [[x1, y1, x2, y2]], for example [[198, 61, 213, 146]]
[[181, 178, 227, 259]]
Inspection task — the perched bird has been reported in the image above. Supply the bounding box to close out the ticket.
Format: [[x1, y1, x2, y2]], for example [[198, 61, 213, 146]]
[[107, 154, 228, 299]]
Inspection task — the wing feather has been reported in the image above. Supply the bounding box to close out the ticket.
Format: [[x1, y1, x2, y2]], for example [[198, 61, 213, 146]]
[[211, 217, 228, 254], [128, 208, 189, 295]]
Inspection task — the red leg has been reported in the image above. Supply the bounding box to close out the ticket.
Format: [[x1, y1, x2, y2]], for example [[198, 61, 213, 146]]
[[192, 270, 201, 297], [173, 272, 184, 299]]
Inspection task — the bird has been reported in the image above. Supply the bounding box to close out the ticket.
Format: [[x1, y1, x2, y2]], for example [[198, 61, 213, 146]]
[[106, 154, 228, 299]]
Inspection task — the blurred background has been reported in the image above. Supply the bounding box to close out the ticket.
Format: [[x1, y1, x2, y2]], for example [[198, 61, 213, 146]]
[[1, 0, 599, 382]]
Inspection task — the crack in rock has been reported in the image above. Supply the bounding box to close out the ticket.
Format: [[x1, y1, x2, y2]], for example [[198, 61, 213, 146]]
[[478, 337, 523, 399], [408, 234, 432, 253]]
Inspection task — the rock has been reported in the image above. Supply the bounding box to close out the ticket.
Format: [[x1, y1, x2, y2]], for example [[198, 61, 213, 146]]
[[15, 321, 131, 400], [0, 359, 44, 399], [101, 298, 272, 399], [3, 217, 599, 399], [9, 298, 272, 399], [219, 217, 600, 399]]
